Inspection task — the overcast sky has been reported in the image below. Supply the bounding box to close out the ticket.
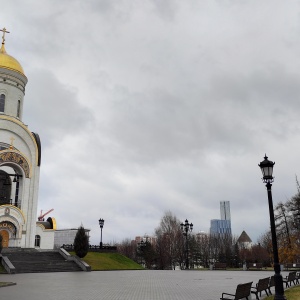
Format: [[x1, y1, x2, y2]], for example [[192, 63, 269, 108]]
[[2, 1, 300, 244]]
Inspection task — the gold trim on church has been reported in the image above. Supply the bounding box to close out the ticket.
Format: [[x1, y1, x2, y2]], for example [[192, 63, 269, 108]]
[[0, 150, 31, 178]]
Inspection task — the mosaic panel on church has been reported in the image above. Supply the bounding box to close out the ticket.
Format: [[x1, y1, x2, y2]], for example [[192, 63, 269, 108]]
[[0, 151, 30, 178]]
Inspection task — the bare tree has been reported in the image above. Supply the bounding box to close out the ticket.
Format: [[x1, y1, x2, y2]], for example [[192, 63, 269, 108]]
[[275, 202, 292, 249], [118, 238, 136, 261], [195, 233, 210, 267], [155, 211, 183, 270], [257, 231, 273, 266]]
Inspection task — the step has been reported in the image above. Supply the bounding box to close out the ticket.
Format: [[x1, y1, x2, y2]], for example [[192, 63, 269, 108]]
[[3, 249, 83, 273]]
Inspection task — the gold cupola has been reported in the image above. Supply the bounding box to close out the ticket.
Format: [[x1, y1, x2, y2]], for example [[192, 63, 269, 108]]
[[0, 28, 25, 76]]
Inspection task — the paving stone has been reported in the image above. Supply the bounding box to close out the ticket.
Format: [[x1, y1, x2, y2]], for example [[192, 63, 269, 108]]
[[0, 269, 284, 300]]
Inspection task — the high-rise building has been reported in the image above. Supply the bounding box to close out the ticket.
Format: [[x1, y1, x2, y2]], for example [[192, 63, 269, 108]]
[[220, 201, 231, 220], [210, 201, 232, 236]]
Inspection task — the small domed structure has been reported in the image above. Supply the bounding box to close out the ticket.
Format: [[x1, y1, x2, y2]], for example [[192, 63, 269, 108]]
[[0, 28, 28, 120], [237, 230, 252, 249], [0, 43, 25, 76]]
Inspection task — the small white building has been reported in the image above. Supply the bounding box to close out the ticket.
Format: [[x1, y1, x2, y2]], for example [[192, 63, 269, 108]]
[[237, 230, 252, 249], [54, 228, 90, 249]]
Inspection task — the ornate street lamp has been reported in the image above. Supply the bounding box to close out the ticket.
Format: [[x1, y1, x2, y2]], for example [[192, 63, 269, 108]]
[[138, 240, 146, 265], [99, 218, 104, 249], [180, 219, 193, 269], [259, 155, 286, 300]]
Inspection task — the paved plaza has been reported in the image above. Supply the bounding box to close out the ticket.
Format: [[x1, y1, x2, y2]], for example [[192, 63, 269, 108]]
[[0, 269, 285, 300]]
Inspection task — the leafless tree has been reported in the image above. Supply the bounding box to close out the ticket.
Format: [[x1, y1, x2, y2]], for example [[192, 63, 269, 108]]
[[155, 211, 183, 269], [117, 238, 136, 261]]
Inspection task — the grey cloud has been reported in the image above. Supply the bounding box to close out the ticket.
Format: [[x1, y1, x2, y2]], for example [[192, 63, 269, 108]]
[[3, 0, 300, 244], [23, 69, 94, 146]]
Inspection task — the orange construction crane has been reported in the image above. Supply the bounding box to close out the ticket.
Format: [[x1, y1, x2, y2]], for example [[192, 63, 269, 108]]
[[38, 209, 54, 221]]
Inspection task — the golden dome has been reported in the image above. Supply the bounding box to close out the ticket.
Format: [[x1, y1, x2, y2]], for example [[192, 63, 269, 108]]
[[0, 43, 25, 76]]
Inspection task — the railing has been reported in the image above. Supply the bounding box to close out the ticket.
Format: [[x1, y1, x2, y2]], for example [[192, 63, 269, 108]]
[[62, 244, 117, 252], [0, 254, 16, 274], [59, 248, 91, 271]]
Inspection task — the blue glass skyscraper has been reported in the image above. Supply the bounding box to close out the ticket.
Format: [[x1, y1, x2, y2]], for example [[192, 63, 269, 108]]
[[210, 201, 232, 236]]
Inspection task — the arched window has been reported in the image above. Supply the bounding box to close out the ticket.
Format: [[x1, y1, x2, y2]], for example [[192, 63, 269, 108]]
[[0, 94, 5, 112], [35, 235, 41, 247], [17, 100, 21, 118]]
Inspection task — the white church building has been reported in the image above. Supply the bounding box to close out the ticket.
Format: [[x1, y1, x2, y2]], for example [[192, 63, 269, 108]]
[[0, 28, 56, 249]]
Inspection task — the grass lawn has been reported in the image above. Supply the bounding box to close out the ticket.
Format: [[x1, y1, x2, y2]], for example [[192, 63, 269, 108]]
[[263, 285, 300, 300], [0, 264, 6, 274], [0, 282, 16, 288], [71, 252, 144, 271]]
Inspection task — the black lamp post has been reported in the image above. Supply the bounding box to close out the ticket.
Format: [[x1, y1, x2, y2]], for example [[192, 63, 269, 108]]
[[138, 240, 146, 265], [259, 155, 286, 300], [99, 218, 104, 249], [180, 219, 193, 269]]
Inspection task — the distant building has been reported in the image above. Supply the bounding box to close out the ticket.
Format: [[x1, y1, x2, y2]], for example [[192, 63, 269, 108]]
[[54, 228, 90, 249], [195, 231, 209, 243], [220, 201, 231, 221], [210, 219, 231, 235], [210, 201, 232, 236], [134, 235, 156, 245], [237, 230, 252, 249]]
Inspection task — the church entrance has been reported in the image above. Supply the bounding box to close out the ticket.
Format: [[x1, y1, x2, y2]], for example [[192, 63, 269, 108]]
[[0, 230, 9, 248]]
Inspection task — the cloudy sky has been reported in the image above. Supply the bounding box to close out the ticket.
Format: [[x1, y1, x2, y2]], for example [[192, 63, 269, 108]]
[[2, 1, 300, 244]]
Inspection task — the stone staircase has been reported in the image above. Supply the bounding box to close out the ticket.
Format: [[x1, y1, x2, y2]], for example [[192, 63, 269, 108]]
[[2, 248, 83, 273]]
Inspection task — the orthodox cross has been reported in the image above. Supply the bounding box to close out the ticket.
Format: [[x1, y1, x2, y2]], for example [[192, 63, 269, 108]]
[[0, 27, 10, 45], [10, 136, 15, 149]]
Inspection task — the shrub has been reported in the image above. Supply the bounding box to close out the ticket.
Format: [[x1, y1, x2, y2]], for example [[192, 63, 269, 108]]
[[74, 226, 89, 258]]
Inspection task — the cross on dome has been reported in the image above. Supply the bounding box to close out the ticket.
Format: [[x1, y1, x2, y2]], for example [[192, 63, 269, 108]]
[[0, 27, 26, 76], [0, 27, 10, 45]]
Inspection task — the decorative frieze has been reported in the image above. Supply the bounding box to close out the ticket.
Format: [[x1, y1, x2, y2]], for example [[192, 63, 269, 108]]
[[0, 150, 30, 178]]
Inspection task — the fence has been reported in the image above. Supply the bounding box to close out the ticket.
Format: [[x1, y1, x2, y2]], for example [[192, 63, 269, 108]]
[[62, 244, 117, 252]]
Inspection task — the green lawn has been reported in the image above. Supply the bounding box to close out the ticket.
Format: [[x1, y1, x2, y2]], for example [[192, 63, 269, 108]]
[[71, 252, 144, 271], [0, 264, 6, 274], [263, 285, 300, 300], [0, 282, 16, 288]]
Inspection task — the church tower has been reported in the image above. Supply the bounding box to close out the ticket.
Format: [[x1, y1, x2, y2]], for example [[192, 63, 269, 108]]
[[0, 28, 41, 248]]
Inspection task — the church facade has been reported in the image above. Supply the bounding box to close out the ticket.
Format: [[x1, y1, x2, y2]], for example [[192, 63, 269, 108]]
[[0, 28, 55, 249]]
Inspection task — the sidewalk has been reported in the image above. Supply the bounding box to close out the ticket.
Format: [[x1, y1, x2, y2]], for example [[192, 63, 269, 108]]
[[0, 269, 280, 300]]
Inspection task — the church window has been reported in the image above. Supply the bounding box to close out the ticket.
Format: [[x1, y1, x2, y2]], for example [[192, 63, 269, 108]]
[[17, 100, 21, 118], [0, 94, 5, 112], [35, 235, 41, 247]]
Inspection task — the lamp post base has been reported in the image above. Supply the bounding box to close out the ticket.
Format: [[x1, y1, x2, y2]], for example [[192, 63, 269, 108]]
[[274, 294, 287, 300], [273, 272, 286, 300]]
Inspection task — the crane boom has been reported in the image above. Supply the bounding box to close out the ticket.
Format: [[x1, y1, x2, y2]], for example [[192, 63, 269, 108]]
[[38, 209, 54, 221]]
